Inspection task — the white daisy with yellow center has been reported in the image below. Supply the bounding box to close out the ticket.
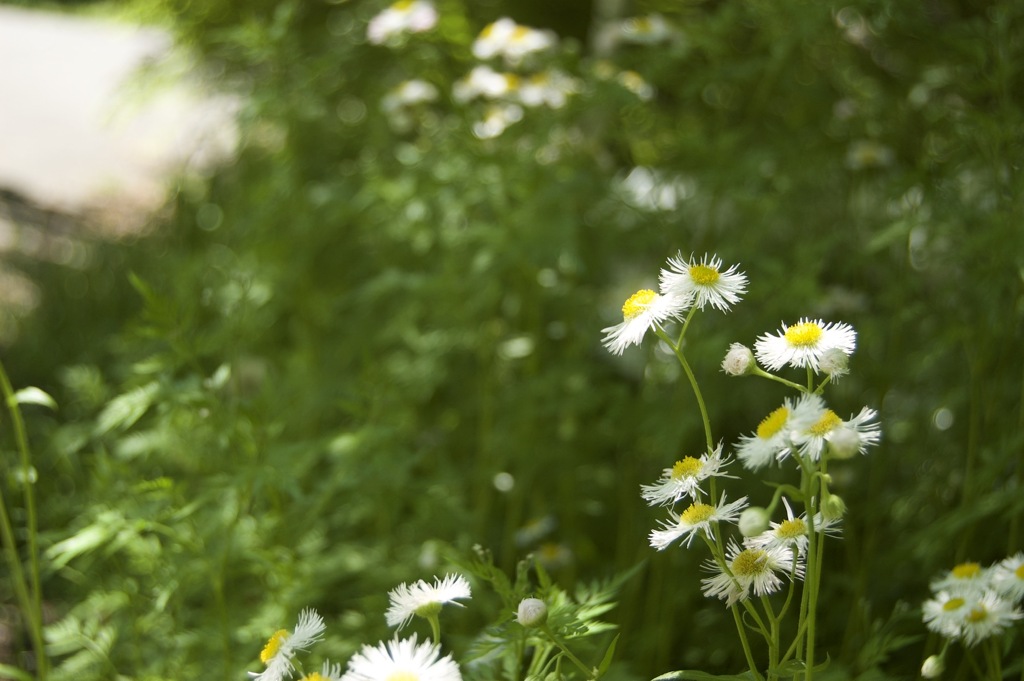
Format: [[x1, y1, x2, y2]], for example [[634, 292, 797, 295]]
[[992, 552, 1024, 601], [659, 253, 747, 312], [385, 574, 471, 631], [339, 634, 462, 681], [959, 591, 1022, 646], [601, 288, 689, 355], [367, 0, 439, 45], [252, 608, 326, 681], [700, 540, 804, 606], [640, 443, 734, 506], [754, 318, 856, 372], [472, 18, 556, 64], [789, 394, 880, 462], [930, 561, 990, 594], [302, 661, 344, 681], [735, 399, 796, 470], [649, 494, 747, 550], [744, 497, 840, 555], [923, 591, 971, 639]]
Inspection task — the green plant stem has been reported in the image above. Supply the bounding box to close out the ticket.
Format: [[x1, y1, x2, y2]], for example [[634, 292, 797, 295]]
[[425, 613, 441, 644], [750, 366, 807, 393], [540, 625, 594, 679], [730, 605, 765, 681], [655, 328, 713, 452], [0, 361, 47, 680], [799, 455, 823, 681]]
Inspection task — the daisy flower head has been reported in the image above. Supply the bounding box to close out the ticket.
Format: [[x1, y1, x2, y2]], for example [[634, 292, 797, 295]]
[[640, 442, 734, 506], [339, 634, 462, 681], [959, 591, 1023, 646], [660, 253, 747, 312], [252, 608, 326, 681], [367, 0, 439, 45], [601, 288, 689, 355], [472, 18, 557, 65], [992, 553, 1024, 602], [735, 399, 796, 470], [701, 540, 803, 607], [789, 394, 880, 462], [744, 497, 840, 556], [923, 590, 971, 639], [385, 573, 471, 630], [649, 494, 747, 550], [754, 318, 856, 372], [303, 661, 344, 681], [930, 561, 991, 596]]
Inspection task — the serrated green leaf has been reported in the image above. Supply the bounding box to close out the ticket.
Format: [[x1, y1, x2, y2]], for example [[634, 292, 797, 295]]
[[94, 381, 160, 435], [596, 633, 619, 677]]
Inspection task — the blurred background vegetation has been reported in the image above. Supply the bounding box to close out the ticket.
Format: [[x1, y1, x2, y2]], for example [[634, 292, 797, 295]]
[[2, 0, 1023, 679]]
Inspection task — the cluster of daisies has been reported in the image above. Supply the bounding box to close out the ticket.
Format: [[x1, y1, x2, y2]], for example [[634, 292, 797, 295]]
[[602, 252, 882, 608], [920, 557, 1024, 676], [365, 1, 666, 137], [250, 574, 471, 681], [251, 573, 553, 681]]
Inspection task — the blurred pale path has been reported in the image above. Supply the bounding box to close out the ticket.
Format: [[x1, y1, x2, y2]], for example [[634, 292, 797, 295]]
[[0, 5, 238, 228]]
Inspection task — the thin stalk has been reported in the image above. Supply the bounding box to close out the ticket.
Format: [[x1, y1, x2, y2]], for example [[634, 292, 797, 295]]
[[0, 360, 47, 680], [655, 328, 713, 451], [750, 366, 806, 393], [540, 625, 593, 679], [730, 605, 765, 681]]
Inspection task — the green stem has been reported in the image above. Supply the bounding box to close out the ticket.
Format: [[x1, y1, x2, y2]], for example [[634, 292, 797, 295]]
[[655, 328, 713, 451], [0, 361, 47, 680], [730, 605, 766, 681], [750, 366, 807, 393], [540, 625, 594, 679], [425, 613, 441, 645]]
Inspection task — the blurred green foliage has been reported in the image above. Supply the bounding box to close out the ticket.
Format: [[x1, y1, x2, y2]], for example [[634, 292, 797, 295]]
[[3, 0, 1024, 679]]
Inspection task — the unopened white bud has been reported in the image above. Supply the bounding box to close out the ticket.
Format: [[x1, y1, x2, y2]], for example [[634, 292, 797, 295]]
[[819, 348, 850, 379], [721, 343, 755, 376], [822, 494, 847, 520], [827, 426, 860, 460], [738, 507, 771, 537], [516, 598, 548, 628], [921, 654, 944, 678]]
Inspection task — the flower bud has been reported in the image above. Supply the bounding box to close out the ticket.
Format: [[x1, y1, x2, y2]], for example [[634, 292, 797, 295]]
[[721, 343, 755, 376], [821, 494, 847, 520], [516, 598, 548, 628], [921, 654, 944, 678], [827, 426, 860, 460], [819, 348, 850, 379], [738, 507, 771, 537]]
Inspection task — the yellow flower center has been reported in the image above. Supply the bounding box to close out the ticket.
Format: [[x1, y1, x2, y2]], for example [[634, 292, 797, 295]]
[[512, 25, 530, 41], [303, 674, 326, 681], [784, 321, 823, 347], [393, 0, 414, 9], [622, 289, 656, 320], [966, 606, 989, 623], [671, 457, 703, 480], [776, 518, 807, 539], [943, 597, 965, 612], [504, 74, 521, 90], [952, 562, 981, 579], [387, 673, 420, 681], [260, 630, 288, 664], [757, 406, 789, 439], [732, 549, 769, 577], [689, 264, 720, 286], [809, 410, 841, 436], [681, 502, 714, 525], [1015, 564, 1024, 580]]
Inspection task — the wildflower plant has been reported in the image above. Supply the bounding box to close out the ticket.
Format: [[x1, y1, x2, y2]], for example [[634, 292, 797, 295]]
[[603, 252, 882, 680]]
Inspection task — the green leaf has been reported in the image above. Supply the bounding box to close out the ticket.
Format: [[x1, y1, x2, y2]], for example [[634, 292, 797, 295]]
[[94, 381, 160, 435], [11, 386, 58, 410], [0, 661, 35, 681], [652, 671, 757, 681], [596, 633, 619, 678]]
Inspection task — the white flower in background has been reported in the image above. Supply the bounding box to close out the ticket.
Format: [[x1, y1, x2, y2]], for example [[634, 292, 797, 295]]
[[923, 590, 971, 639], [340, 634, 462, 681], [754, 318, 857, 372], [640, 443, 733, 506], [472, 103, 524, 139], [744, 497, 840, 556], [735, 399, 796, 470], [721, 343, 755, 376], [789, 394, 881, 461], [385, 574, 472, 630], [958, 591, 1022, 645], [992, 553, 1024, 602], [517, 70, 581, 109], [616, 13, 676, 44], [649, 494, 747, 550], [367, 0, 439, 45], [382, 80, 439, 112], [252, 608, 326, 681], [472, 17, 557, 64], [660, 253, 747, 312], [845, 139, 894, 170], [616, 70, 655, 100], [930, 561, 990, 595], [601, 288, 689, 355], [701, 541, 803, 606], [453, 66, 518, 103], [818, 347, 850, 380]]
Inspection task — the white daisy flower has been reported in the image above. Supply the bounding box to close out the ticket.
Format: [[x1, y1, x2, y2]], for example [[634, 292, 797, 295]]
[[616, 70, 654, 100], [789, 394, 880, 462], [659, 253, 747, 312], [615, 14, 676, 44], [923, 590, 971, 639], [701, 540, 803, 607], [452, 66, 517, 103], [252, 608, 326, 681], [303, 661, 344, 681], [472, 17, 556, 64], [640, 443, 734, 506], [754, 318, 857, 372], [601, 288, 689, 355], [385, 573, 471, 630], [743, 497, 840, 556], [367, 0, 439, 45], [382, 80, 439, 112], [959, 591, 1022, 646], [930, 561, 991, 595], [649, 494, 747, 550], [516, 70, 581, 109], [472, 103, 524, 139], [340, 634, 462, 681], [992, 553, 1024, 602], [735, 399, 796, 470]]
